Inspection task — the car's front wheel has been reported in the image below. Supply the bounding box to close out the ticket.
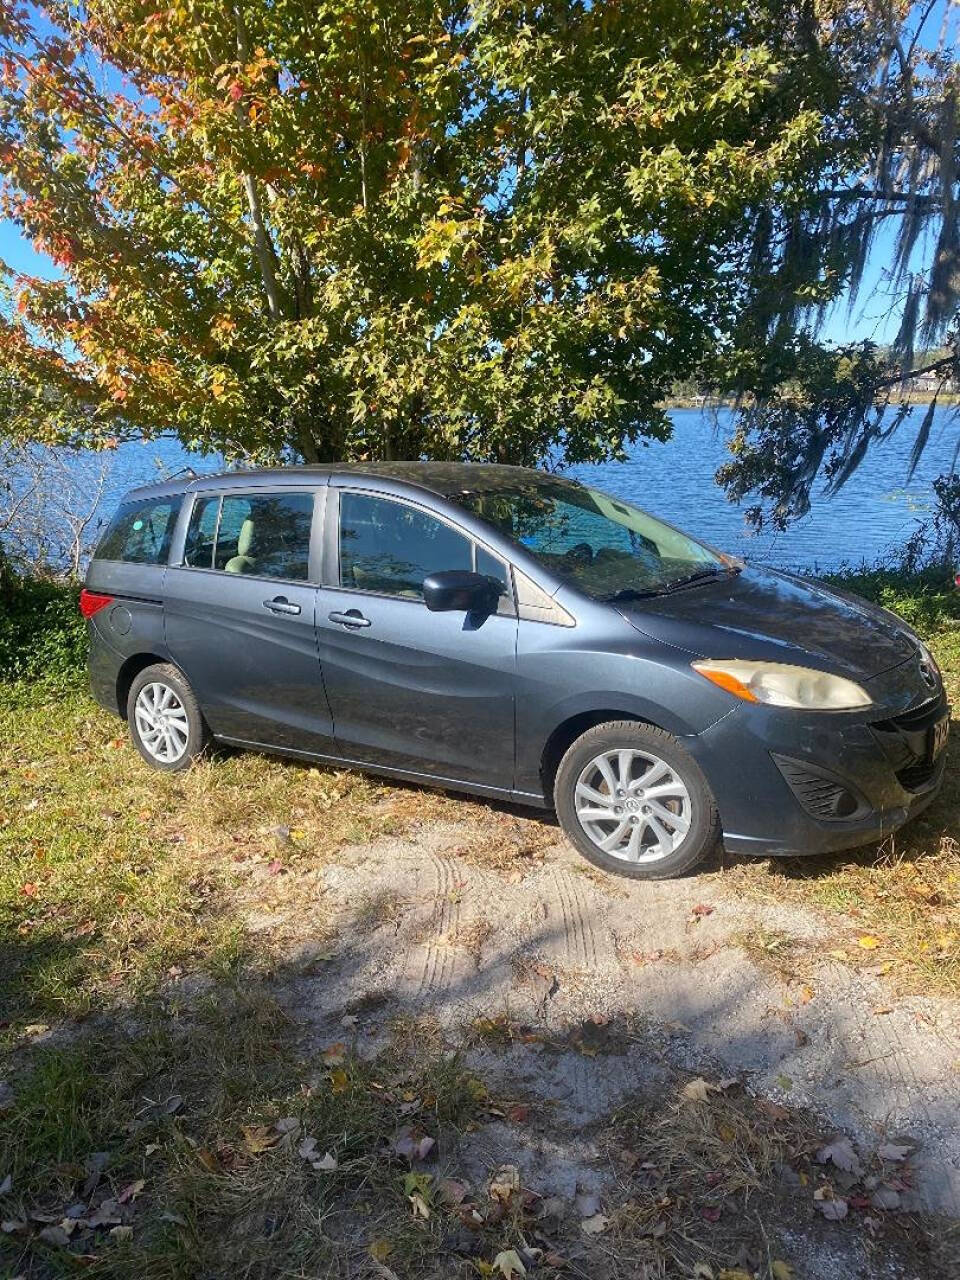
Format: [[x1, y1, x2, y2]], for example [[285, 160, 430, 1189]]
[[554, 720, 720, 879], [127, 663, 210, 772]]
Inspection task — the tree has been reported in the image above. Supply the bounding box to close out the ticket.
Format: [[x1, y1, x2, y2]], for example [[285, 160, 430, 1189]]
[[714, 1, 960, 533], [0, 0, 861, 468]]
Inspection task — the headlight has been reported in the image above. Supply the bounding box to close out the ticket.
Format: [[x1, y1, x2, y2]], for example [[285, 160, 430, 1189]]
[[692, 659, 872, 710]]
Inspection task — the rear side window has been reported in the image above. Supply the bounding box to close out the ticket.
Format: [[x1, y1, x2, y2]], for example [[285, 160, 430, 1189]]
[[96, 496, 182, 565], [214, 493, 314, 580]]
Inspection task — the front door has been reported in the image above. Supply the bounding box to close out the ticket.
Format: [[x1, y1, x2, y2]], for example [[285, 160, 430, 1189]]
[[315, 488, 517, 789], [164, 488, 336, 753]]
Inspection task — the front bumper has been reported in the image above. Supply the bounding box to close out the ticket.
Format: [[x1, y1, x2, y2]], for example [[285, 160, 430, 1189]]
[[688, 679, 950, 858]]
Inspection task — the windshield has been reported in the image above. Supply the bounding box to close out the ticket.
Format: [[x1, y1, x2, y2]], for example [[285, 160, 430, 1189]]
[[452, 478, 725, 599]]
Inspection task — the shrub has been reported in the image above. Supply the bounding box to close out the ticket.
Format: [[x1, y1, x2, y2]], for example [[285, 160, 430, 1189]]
[[0, 572, 86, 686], [822, 564, 960, 633]]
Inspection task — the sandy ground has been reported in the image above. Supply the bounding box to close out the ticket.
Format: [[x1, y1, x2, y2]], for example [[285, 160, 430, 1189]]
[[253, 817, 960, 1236]]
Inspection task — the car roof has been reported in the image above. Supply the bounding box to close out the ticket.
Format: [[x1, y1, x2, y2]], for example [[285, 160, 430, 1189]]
[[121, 461, 575, 503]]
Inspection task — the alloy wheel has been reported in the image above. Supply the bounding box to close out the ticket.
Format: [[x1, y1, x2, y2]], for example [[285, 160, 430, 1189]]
[[574, 748, 692, 863], [133, 681, 190, 764]]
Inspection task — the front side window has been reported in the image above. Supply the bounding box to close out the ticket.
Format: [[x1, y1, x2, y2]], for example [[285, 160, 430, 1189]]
[[452, 478, 723, 600], [214, 493, 314, 580], [339, 492, 472, 598], [96, 496, 182, 565]]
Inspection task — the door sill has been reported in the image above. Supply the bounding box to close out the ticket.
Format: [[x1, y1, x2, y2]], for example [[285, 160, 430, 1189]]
[[215, 735, 549, 809]]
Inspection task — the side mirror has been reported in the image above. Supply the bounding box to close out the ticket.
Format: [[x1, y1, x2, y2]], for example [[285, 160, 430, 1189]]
[[423, 570, 502, 614]]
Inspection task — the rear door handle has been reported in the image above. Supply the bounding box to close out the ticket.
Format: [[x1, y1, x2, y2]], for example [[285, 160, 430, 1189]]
[[263, 596, 301, 616], [328, 609, 371, 629]]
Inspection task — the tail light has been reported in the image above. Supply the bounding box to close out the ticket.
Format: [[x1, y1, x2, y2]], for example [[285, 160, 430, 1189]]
[[79, 589, 114, 619]]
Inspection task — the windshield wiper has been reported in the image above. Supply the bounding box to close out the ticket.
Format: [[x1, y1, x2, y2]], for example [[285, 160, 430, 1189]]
[[604, 565, 739, 603]]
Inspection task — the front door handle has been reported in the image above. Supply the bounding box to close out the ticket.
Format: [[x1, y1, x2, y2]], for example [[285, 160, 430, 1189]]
[[263, 596, 301, 616], [328, 609, 371, 629]]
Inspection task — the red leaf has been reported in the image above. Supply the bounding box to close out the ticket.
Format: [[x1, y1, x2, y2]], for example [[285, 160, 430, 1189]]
[[21, 882, 37, 897]]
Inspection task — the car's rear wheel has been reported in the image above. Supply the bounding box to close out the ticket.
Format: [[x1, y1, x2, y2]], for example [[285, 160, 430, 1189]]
[[127, 663, 210, 772], [554, 720, 720, 879]]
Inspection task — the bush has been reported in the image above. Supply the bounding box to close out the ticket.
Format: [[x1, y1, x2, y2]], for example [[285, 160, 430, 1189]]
[[0, 573, 86, 686], [822, 563, 960, 634]]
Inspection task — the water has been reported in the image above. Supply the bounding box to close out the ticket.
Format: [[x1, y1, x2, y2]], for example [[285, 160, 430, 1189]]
[[13, 404, 958, 572]]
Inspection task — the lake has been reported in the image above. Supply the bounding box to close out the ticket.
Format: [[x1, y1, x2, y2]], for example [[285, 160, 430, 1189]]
[[16, 404, 958, 572]]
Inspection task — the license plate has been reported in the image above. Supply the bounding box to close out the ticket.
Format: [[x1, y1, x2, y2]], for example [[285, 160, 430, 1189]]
[[929, 716, 950, 762]]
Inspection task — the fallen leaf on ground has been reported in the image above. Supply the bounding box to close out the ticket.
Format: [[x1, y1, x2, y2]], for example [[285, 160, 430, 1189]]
[[681, 1077, 712, 1103], [772, 1264, 794, 1280], [329, 1068, 349, 1094], [489, 1165, 520, 1203], [110, 1224, 133, 1241], [84, 1199, 122, 1228], [38, 1224, 71, 1246], [369, 1238, 393, 1262], [693, 1265, 715, 1280], [701, 1204, 721, 1222], [580, 1213, 609, 1235], [493, 1249, 527, 1277], [298, 1136, 318, 1160], [242, 1125, 278, 1154], [816, 1136, 861, 1174], [759, 1099, 790, 1122], [275, 1116, 300, 1134], [437, 1178, 468, 1206], [857, 935, 881, 949], [0, 1175, 11, 1196], [814, 1188, 849, 1220], [878, 1142, 911, 1161], [718, 1271, 755, 1280], [1, 1219, 26, 1234], [117, 1179, 145, 1204], [322, 1042, 347, 1065], [312, 1151, 338, 1171], [391, 1126, 435, 1163]]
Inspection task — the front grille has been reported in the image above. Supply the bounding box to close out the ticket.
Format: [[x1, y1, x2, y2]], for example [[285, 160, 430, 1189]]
[[772, 755, 863, 821], [873, 695, 943, 735], [872, 693, 948, 793]]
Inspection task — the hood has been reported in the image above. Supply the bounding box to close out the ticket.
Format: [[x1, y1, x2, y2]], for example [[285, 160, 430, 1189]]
[[616, 566, 918, 679]]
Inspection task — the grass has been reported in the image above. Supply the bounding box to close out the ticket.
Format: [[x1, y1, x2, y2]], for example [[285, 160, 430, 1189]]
[[3, 566, 960, 1275]]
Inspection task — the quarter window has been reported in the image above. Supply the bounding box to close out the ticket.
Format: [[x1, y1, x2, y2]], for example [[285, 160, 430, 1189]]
[[339, 492, 472, 598], [213, 493, 314, 580], [96, 496, 182, 565]]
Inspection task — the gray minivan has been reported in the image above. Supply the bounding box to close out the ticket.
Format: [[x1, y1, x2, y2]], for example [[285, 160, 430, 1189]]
[[82, 462, 948, 879]]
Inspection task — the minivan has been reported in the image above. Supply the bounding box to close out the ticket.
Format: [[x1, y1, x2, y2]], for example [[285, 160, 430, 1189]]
[[82, 462, 948, 879]]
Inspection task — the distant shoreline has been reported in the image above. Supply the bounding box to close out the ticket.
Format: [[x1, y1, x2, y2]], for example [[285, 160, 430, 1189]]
[[661, 393, 959, 410]]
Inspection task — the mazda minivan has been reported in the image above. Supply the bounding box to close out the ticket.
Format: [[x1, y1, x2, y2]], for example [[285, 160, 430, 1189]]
[[81, 462, 949, 879]]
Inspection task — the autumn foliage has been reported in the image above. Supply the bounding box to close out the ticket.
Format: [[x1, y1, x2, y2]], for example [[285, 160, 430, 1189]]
[[0, 2, 888, 466]]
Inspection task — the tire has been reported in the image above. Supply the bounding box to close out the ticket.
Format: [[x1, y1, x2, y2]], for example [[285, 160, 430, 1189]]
[[554, 720, 720, 880], [126, 663, 211, 772]]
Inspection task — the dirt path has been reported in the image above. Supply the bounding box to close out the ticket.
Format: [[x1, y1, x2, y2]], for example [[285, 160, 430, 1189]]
[[261, 817, 960, 1233]]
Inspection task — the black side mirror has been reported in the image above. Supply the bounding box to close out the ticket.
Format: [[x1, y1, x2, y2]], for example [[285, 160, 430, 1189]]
[[423, 570, 501, 614]]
